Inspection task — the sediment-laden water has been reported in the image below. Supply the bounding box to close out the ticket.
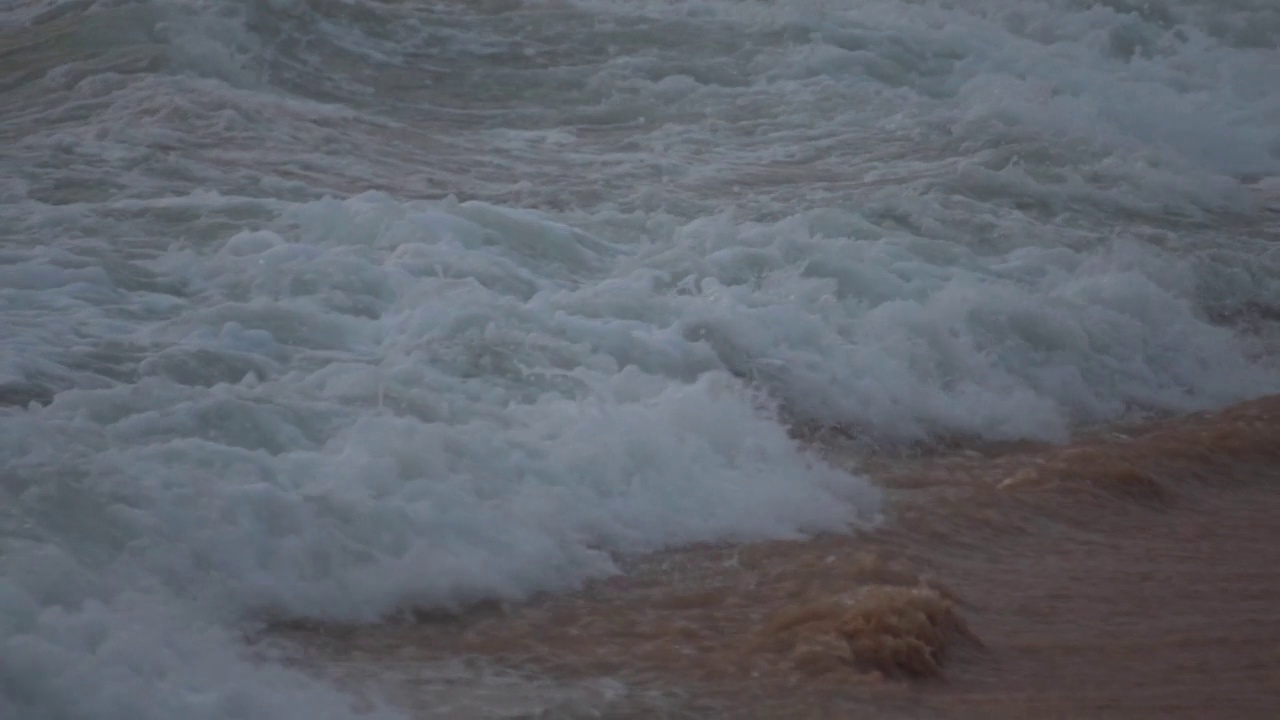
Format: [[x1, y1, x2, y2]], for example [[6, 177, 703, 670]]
[[2, 1, 1278, 718]]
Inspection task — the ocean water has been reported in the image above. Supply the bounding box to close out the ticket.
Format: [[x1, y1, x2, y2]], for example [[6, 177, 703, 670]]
[[1, 0, 1278, 718]]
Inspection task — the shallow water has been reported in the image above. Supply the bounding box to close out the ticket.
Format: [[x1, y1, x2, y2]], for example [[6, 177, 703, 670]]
[[2, 1, 1279, 718], [273, 395, 1280, 718]]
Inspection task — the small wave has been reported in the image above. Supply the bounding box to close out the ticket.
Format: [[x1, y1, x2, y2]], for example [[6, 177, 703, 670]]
[[267, 395, 1280, 717]]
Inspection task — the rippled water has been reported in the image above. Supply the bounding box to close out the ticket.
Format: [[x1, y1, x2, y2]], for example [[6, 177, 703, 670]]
[[2, 1, 1278, 718]]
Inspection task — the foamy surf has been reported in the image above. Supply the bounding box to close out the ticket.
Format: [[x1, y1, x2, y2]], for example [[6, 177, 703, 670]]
[[271, 395, 1280, 719], [3, 0, 1280, 718]]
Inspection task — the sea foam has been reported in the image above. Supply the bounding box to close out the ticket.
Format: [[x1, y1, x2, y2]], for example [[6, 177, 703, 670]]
[[3, 0, 1280, 717]]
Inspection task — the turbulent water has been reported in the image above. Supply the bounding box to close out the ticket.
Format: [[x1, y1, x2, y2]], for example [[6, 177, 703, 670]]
[[1, 0, 1278, 718]]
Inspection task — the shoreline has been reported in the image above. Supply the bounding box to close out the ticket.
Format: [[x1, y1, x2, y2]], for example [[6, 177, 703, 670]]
[[269, 396, 1280, 718]]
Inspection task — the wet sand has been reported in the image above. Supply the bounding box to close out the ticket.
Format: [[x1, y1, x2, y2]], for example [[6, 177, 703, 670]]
[[918, 482, 1280, 719], [269, 396, 1280, 718]]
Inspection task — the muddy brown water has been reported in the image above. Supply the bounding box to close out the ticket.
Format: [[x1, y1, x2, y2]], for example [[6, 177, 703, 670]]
[[267, 395, 1280, 719]]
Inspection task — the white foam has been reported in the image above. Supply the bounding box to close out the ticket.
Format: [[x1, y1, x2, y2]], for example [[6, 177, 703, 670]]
[[3, 0, 1280, 717]]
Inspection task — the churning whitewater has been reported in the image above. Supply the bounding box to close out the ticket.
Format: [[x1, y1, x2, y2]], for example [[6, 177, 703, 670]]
[[1, 0, 1278, 718]]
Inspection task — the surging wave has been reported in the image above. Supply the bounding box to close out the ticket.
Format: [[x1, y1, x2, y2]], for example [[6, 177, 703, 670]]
[[2, 0, 1280, 718]]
